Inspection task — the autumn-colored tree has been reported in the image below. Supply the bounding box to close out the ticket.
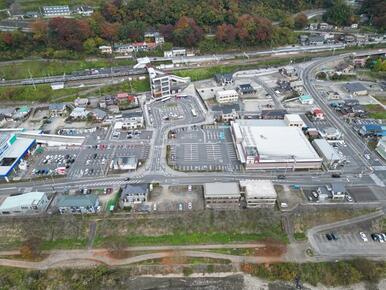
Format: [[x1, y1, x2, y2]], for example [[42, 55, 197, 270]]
[[172, 16, 203, 47], [100, 21, 120, 43], [118, 20, 146, 42], [236, 14, 273, 44], [294, 13, 308, 29], [101, 1, 121, 22], [48, 18, 92, 51], [31, 20, 48, 43], [159, 24, 174, 42], [215, 23, 237, 43], [20, 237, 42, 260]]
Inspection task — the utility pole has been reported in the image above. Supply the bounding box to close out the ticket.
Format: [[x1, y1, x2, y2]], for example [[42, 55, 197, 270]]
[[28, 69, 36, 90]]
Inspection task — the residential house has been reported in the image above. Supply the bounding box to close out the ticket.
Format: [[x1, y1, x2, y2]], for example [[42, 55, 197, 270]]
[[91, 108, 107, 122], [214, 73, 234, 86], [237, 84, 256, 95], [299, 95, 314, 105], [212, 103, 240, 122], [163, 47, 187, 58], [74, 5, 94, 16], [120, 111, 144, 129], [12, 106, 30, 120], [319, 22, 329, 30], [57, 194, 100, 214], [312, 108, 324, 120], [330, 183, 347, 200], [116, 93, 137, 110], [74, 97, 89, 107], [261, 109, 288, 120], [204, 182, 240, 209], [299, 34, 309, 45], [239, 180, 277, 208], [359, 124, 385, 137], [70, 107, 89, 119], [320, 127, 342, 140], [344, 82, 368, 96], [49, 103, 67, 116], [0, 191, 48, 215], [144, 31, 164, 45], [344, 35, 356, 44], [215, 89, 239, 104], [308, 34, 324, 45], [120, 184, 151, 208], [99, 45, 112, 54], [308, 23, 318, 30]]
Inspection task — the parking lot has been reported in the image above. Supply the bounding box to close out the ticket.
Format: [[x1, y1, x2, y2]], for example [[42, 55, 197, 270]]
[[111, 129, 153, 141], [30, 148, 80, 177], [68, 143, 150, 178], [313, 229, 386, 257], [168, 125, 241, 172], [149, 184, 204, 212]]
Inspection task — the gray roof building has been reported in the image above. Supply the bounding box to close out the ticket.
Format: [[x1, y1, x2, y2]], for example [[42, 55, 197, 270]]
[[344, 83, 368, 95], [57, 194, 99, 214]]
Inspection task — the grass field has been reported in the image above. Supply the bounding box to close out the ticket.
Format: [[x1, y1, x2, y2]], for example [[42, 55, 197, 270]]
[[365, 104, 386, 119], [0, 84, 87, 102], [0, 58, 135, 80], [94, 210, 287, 247], [242, 259, 386, 287], [85, 79, 150, 96]]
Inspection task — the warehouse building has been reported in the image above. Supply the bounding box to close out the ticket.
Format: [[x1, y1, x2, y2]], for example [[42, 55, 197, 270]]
[[0, 191, 48, 215], [231, 118, 321, 170], [239, 180, 277, 208], [204, 182, 240, 209], [0, 133, 36, 182], [312, 139, 345, 170]]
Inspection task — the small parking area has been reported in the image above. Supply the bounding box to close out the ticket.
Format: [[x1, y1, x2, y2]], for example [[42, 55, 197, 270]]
[[313, 229, 386, 256], [68, 143, 150, 178], [112, 129, 153, 141], [168, 125, 241, 172], [28, 148, 80, 177], [149, 184, 204, 212]]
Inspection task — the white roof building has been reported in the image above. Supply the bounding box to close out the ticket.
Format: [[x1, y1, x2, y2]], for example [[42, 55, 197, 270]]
[[215, 89, 239, 104], [239, 180, 277, 208], [231, 119, 321, 170], [204, 182, 240, 209], [0, 191, 48, 215]]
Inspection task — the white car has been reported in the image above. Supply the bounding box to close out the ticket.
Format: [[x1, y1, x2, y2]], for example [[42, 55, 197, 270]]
[[188, 185, 192, 192], [188, 202, 192, 210], [346, 195, 353, 202], [360, 232, 368, 242]]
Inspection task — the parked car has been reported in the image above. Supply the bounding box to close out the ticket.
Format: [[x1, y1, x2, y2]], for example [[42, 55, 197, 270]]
[[277, 175, 286, 179], [360, 232, 368, 242], [326, 233, 332, 241], [187, 202, 192, 210]]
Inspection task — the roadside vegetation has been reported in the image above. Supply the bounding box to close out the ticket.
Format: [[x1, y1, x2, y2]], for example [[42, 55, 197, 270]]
[[0, 84, 87, 102], [365, 104, 386, 119], [0, 58, 135, 80], [242, 259, 386, 287], [0, 210, 286, 251], [1, 259, 386, 289]]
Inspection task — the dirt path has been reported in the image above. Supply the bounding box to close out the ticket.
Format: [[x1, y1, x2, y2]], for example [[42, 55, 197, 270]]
[[0, 243, 292, 269]]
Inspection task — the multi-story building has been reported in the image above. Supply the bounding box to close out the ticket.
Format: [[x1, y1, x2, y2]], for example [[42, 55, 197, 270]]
[[57, 194, 100, 214], [239, 180, 277, 208], [148, 67, 190, 98], [215, 89, 239, 104], [204, 182, 240, 209], [120, 184, 151, 208]]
